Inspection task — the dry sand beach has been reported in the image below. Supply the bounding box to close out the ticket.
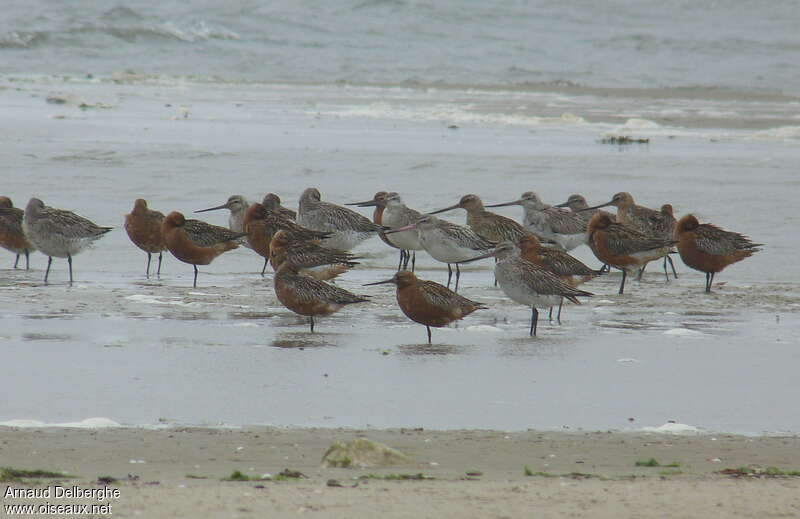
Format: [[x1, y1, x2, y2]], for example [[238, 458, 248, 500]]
[[2, 427, 800, 518]]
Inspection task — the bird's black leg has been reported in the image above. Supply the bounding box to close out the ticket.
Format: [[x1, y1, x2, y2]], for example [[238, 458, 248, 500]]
[[426, 326, 431, 344], [454, 264, 461, 293], [530, 307, 539, 336], [193, 265, 198, 288], [67, 255, 73, 284], [446, 263, 453, 288], [667, 255, 678, 279], [310, 316, 315, 333], [146, 252, 152, 278], [44, 256, 52, 284], [157, 252, 163, 277], [619, 269, 627, 295], [557, 298, 563, 324]]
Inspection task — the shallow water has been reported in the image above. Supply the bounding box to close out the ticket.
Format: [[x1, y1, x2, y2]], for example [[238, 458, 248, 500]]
[[1, 75, 799, 434]]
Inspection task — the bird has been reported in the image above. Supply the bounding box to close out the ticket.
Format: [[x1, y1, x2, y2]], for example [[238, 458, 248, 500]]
[[261, 193, 297, 221], [365, 271, 486, 343], [161, 211, 244, 287], [384, 214, 494, 292], [460, 241, 592, 336], [517, 234, 603, 322], [585, 213, 676, 295], [296, 187, 385, 252], [22, 198, 111, 284], [0, 196, 35, 269], [485, 192, 587, 251], [195, 195, 250, 233], [429, 194, 532, 244], [554, 194, 615, 223], [580, 192, 675, 280], [347, 191, 423, 271], [674, 214, 761, 293], [243, 202, 333, 276], [273, 261, 369, 332], [269, 229, 360, 281], [124, 199, 166, 278]]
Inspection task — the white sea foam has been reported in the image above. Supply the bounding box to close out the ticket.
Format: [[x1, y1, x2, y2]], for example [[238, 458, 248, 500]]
[[125, 294, 200, 307], [0, 417, 121, 428], [640, 422, 703, 435], [663, 328, 703, 337], [313, 103, 587, 127], [750, 125, 800, 140]]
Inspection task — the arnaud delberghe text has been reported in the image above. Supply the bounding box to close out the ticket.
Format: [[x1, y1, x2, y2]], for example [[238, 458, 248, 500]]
[[5, 485, 120, 501]]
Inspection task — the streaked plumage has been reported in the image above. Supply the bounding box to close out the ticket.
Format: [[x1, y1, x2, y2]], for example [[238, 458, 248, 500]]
[[348, 191, 423, 271], [365, 271, 487, 343], [429, 194, 532, 244], [462, 241, 591, 336], [518, 235, 601, 287], [261, 193, 296, 221], [0, 196, 35, 269], [384, 214, 494, 292], [270, 229, 359, 281], [586, 213, 676, 294], [582, 192, 675, 278], [486, 191, 587, 251], [162, 211, 244, 287], [23, 198, 112, 284], [274, 261, 369, 332], [124, 198, 166, 277], [297, 187, 385, 251], [675, 214, 761, 293]]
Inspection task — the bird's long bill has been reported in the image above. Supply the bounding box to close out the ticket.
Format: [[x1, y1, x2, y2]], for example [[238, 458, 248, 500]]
[[577, 201, 614, 212], [382, 223, 417, 235], [427, 203, 460, 215], [345, 199, 378, 207], [195, 203, 228, 213], [363, 278, 396, 286], [456, 250, 497, 264], [484, 199, 523, 208], [553, 201, 570, 208]]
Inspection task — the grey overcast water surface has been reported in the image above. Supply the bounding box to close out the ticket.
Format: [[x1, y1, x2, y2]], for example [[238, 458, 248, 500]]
[[1, 77, 798, 435]]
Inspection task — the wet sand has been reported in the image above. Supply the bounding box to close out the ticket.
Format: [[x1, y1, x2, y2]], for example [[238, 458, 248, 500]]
[[2, 426, 800, 518]]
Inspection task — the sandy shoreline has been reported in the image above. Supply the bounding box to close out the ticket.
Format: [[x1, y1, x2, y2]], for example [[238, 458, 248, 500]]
[[2, 426, 799, 518]]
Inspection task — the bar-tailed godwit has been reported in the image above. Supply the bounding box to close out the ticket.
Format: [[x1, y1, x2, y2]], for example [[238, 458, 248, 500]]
[[365, 271, 487, 343], [244, 202, 333, 276], [585, 213, 676, 294], [385, 215, 494, 292], [261, 193, 297, 221], [195, 195, 250, 233], [270, 229, 360, 281], [297, 188, 385, 252], [274, 261, 369, 332], [674, 214, 761, 293], [486, 192, 586, 251], [581, 192, 675, 279], [124, 199, 166, 278], [461, 241, 592, 336], [429, 194, 532, 244], [23, 198, 111, 284], [0, 197, 35, 269], [347, 191, 424, 271], [162, 211, 244, 287], [517, 234, 602, 322]]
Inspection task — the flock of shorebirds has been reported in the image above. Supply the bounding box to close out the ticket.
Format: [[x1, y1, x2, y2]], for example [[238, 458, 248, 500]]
[[0, 189, 761, 342]]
